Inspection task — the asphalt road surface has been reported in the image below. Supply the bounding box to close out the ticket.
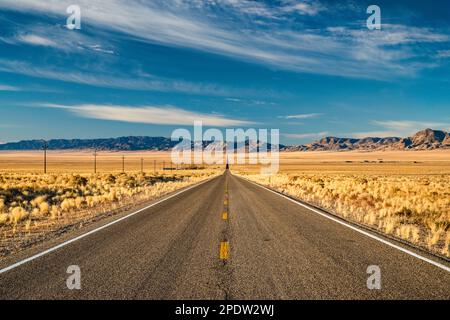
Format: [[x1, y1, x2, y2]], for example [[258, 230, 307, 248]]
[[0, 171, 449, 299]]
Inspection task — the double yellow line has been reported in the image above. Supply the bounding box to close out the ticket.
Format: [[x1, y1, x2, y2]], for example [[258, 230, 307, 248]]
[[220, 181, 230, 261], [223, 182, 229, 220], [220, 241, 229, 260]]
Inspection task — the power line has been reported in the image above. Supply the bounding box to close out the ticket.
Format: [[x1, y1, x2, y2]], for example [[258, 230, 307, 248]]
[[42, 140, 48, 174], [94, 149, 97, 174]]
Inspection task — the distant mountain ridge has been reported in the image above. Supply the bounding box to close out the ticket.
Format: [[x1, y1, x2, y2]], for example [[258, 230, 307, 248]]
[[0, 129, 448, 151], [0, 136, 282, 151], [0, 137, 177, 151], [285, 129, 450, 151]]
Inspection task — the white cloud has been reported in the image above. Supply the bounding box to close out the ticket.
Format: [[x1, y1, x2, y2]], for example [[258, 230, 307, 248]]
[[280, 0, 323, 16], [226, 98, 242, 102], [0, 84, 21, 91], [247, 0, 320, 16], [8, 25, 117, 55], [437, 50, 450, 58], [1, 0, 448, 79], [89, 44, 115, 55], [39, 103, 254, 127], [374, 120, 449, 132], [283, 131, 328, 139], [0, 59, 250, 96], [349, 120, 450, 138], [178, 0, 323, 18], [279, 113, 323, 119], [17, 34, 57, 47]]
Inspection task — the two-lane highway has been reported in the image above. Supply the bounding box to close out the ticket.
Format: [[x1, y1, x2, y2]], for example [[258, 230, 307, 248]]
[[0, 171, 449, 299]]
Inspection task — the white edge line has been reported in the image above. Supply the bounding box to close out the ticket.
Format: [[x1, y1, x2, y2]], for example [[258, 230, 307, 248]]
[[0, 176, 218, 275], [242, 177, 450, 273]]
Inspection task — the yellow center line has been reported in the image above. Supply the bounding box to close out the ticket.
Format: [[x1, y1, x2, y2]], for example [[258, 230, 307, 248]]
[[224, 200, 228, 205], [220, 241, 229, 260], [222, 212, 228, 220]]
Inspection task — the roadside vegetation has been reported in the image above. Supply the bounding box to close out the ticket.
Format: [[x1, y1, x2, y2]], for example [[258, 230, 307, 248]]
[[236, 172, 450, 257], [0, 170, 219, 257]]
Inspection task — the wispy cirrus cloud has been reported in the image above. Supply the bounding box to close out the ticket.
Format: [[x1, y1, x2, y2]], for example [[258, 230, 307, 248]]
[[349, 120, 450, 138], [278, 113, 323, 119], [38, 103, 254, 127], [1, 0, 449, 79], [279, 0, 324, 16], [190, 0, 324, 18], [17, 34, 57, 47], [0, 59, 252, 97], [0, 23, 117, 55], [0, 84, 21, 91], [283, 131, 328, 139], [437, 50, 450, 58], [16, 32, 115, 54], [226, 98, 242, 102]]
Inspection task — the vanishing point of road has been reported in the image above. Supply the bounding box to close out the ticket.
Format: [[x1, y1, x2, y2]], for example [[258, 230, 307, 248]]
[[0, 171, 449, 299]]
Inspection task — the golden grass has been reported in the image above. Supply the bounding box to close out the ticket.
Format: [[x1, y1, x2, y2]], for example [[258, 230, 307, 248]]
[[0, 168, 220, 256], [233, 150, 450, 175], [234, 150, 450, 257], [0, 150, 201, 173], [1, 149, 449, 258]]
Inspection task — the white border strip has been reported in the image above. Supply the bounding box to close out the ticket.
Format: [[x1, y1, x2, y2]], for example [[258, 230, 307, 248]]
[[242, 177, 450, 273], [0, 176, 218, 275]]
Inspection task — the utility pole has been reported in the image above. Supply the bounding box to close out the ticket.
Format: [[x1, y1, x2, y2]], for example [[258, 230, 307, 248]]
[[163, 161, 165, 173], [42, 140, 48, 174], [153, 160, 156, 173], [140, 158, 144, 174], [94, 148, 97, 174], [122, 155, 125, 173]]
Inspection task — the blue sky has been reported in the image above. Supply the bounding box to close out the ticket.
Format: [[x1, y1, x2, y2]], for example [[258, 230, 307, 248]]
[[0, 0, 449, 144]]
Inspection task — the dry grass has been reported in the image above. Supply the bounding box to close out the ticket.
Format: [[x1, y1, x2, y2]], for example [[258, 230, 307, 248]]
[[233, 150, 450, 175], [1, 149, 449, 258], [0, 168, 220, 257], [0, 150, 194, 173], [234, 150, 450, 257]]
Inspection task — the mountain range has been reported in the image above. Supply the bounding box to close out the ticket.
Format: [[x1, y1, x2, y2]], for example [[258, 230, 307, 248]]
[[0, 129, 448, 151], [0, 137, 177, 151], [286, 129, 450, 151]]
